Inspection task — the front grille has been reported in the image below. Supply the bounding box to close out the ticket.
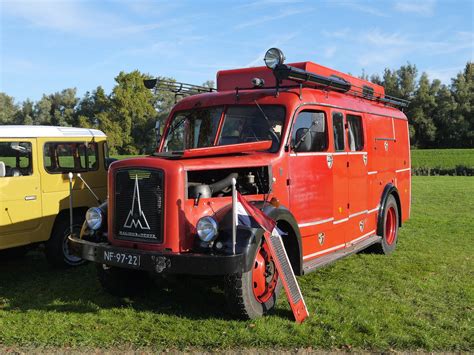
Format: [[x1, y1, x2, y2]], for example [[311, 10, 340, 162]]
[[113, 168, 164, 243]]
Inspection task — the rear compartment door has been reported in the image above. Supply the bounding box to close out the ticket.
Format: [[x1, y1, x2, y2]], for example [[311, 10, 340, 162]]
[[346, 113, 369, 243]]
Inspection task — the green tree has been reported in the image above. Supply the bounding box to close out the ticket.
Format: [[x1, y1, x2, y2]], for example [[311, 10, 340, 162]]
[[110, 71, 157, 154], [0, 93, 19, 124], [410, 73, 437, 147], [451, 62, 474, 147], [34, 94, 53, 125], [14, 99, 35, 125]]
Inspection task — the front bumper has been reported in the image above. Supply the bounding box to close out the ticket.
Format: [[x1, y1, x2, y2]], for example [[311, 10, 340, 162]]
[[68, 236, 245, 275]]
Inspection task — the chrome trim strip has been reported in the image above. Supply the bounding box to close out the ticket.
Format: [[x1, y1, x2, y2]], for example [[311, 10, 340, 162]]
[[396, 167, 411, 173], [367, 206, 380, 214], [368, 171, 378, 175], [298, 217, 334, 228], [349, 210, 368, 218], [333, 217, 349, 224]]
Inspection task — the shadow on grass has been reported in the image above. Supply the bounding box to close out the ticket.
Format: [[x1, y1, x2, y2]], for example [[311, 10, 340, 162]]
[[0, 250, 233, 320]]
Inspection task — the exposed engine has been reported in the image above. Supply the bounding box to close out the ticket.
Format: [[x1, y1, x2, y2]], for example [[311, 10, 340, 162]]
[[187, 166, 270, 198]]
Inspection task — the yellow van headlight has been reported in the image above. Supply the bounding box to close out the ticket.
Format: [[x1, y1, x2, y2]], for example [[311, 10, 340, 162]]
[[86, 207, 103, 230]]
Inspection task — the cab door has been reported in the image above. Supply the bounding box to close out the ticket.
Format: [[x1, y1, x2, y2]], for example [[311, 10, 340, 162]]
[[0, 139, 42, 248], [288, 107, 336, 259]]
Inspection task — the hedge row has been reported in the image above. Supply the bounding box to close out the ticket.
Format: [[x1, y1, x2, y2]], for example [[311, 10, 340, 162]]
[[412, 165, 474, 176]]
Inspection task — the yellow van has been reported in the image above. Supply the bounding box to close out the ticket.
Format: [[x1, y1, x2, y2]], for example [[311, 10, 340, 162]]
[[0, 126, 109, 267]]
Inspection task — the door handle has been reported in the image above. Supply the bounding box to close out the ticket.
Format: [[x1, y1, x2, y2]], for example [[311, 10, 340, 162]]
[[24, 195, 37, 201]]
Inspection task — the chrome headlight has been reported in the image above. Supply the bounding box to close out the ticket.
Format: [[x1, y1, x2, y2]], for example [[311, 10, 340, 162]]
[[86, 207, 103, 230], [196, 216, 218, 242], [264, 47, 285, 69]]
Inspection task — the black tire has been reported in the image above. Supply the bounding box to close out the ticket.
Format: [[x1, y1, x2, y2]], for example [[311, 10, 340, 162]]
[[224, 239, 282, 319], [96, 264, 150, 297], [45, 213, 86, 268], [371, 194, 399, 255]]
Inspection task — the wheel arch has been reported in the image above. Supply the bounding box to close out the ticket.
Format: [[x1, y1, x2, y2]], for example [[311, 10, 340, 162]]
[[50, 206, 88, 239], [377, 183, 402, 236], [262, 204, 303, 276]]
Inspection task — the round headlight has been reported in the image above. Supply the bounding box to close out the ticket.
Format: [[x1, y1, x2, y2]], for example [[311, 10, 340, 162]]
[[86, 207, 103, 230], [264, 47, 285, 69], [197, 216, 218, 242]]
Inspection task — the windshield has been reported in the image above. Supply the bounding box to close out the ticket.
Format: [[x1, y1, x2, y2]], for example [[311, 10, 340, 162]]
[[163, 105, 285, 152]]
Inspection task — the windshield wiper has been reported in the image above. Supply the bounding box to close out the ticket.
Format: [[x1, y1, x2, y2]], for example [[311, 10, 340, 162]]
[[254, 100, 279, 143]]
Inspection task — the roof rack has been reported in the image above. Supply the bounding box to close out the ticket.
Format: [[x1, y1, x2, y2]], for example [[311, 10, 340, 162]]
[[144, 79, 215, 102], [271, 64, 409, 108]]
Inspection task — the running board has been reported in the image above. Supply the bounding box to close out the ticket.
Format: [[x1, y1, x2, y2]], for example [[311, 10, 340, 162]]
[[302, 234, 382, 274]]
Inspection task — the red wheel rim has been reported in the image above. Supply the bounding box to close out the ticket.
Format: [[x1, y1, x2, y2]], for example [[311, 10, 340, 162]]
[[385, 206, 397, 245], [252, 240, 278, 303]]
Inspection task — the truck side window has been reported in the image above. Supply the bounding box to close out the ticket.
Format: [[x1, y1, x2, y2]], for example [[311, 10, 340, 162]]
[[332, 112, 345, 151], [0, 142, 33, 177], [44, 142, 98, 173], [347, 114, 364, 151], [291, 111, 328, 152]]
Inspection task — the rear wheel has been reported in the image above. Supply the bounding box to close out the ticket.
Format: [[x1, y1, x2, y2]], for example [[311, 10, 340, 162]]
[[373, 194, 399, 254], [224, 238, 281, 319], [96, 264, 151, 297]]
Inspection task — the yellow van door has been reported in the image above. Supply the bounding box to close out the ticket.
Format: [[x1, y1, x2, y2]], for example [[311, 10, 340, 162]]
[[0, 139, 42, 248]]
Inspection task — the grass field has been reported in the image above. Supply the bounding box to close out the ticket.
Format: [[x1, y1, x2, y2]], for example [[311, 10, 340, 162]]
[[0, 176, 473, 351], [411, 149, 474, 169]]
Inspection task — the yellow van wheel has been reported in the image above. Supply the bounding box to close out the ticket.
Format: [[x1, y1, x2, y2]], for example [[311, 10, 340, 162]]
[[45, 213, 86, 268]]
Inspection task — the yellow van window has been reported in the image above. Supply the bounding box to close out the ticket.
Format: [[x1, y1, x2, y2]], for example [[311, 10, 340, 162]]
[[44, 142, 98, 174], [0, 142, 33, 177]]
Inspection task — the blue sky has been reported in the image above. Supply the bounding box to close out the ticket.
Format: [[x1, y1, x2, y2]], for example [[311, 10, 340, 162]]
[[1, 0, 473, 103]]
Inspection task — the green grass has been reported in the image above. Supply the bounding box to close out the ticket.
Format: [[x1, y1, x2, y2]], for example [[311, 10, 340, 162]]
[[0, 176, 473, 351], [411, 149, 474, 169]]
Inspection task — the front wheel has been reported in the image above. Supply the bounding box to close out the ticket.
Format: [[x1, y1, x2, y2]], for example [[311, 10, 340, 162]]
[[224, 238, 281, 319], [45, 214, 85, 268]]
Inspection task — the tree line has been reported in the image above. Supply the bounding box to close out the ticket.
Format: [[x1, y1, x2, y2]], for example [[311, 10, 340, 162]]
[[0, 62, 472, 153]]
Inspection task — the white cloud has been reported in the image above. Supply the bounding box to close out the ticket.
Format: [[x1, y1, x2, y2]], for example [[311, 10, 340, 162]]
[[394, 0, 436, 16], [323, 46, 337, 59], [425, 65, 464, 83], [321, 28, 350, 39], [1, 0, 174, 38], [235, 8, 306, 29]]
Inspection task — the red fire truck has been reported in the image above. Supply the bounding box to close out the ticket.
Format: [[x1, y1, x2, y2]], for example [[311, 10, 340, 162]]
[[70, 48, 411, 319]]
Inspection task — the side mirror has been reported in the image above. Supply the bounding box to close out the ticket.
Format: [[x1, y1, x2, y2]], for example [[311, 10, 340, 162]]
[[0, 161, 5, 177], [294, 128, 312, 152]]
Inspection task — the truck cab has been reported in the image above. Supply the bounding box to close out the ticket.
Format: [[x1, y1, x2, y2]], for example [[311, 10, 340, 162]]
[[70, 48, 411, 319]]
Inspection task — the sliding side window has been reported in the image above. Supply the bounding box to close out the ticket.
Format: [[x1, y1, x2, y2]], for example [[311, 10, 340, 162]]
[[347, 114, 364, 151], [332, 112, 345, 151]]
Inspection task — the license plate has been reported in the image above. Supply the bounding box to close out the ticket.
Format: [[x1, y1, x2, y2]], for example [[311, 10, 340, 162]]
[[103, 250, 141, 268]]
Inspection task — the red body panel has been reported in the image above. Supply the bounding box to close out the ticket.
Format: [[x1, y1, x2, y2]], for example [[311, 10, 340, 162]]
[[108, 62, 411, 266]]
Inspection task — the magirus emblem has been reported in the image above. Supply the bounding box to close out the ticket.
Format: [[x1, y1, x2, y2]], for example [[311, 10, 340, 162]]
[[124, 175, 151, 230]]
